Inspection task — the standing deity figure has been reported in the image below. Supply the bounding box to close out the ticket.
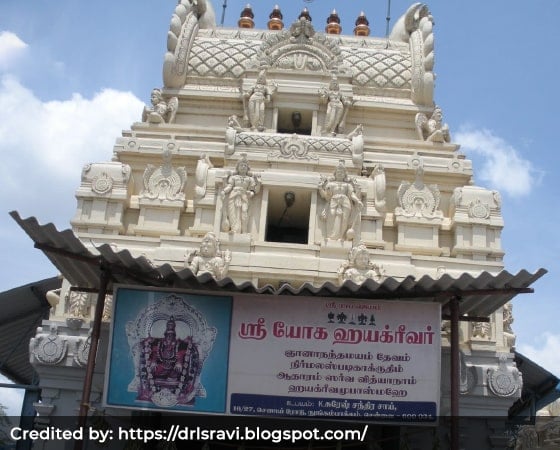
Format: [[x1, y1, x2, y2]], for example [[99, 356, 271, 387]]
[[187, 232, 231, 279], [319, 161, 363, 241], [319, 76, 352, 136], [338, 242, 385, 284], [142, 88, 179, 124], [415, 106, 451, 143], [243, 70, 276, 131], [221, 155, 261, 234]]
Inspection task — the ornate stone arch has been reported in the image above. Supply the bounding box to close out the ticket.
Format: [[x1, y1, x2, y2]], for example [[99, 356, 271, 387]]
[[256, 19, 347, 74]]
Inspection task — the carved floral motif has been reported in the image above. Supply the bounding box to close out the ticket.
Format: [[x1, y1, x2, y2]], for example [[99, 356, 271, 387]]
[[140, 150, 186, 201], [74, 330, 91, 367], [269, 134, 318, 161], [91, 172, 114, 195], [487, 354, 522, 397], [66, 291, 89, 318], [396, 167, 442, 219], [257, 18, 344, 73], [30, 326, 68, 365]]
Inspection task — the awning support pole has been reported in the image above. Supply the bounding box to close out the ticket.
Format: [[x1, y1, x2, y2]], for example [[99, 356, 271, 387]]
[[74, 267, 110, 450], [450, 295, 460, 449]]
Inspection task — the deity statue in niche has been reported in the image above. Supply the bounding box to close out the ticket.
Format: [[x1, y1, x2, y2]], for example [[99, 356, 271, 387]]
[[319, 75, 352, 135], [142, 88, 178, 124], [319, 160, 363, 241], [137, 316, 200, 406], [220, 154, 261, 234], [338, 241, 385, 284], [242, 70, 276, 131], [187, 232, 231, 279], [415, 105, 451, 143]]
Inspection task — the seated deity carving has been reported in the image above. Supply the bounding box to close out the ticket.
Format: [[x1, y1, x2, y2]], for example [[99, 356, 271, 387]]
[[415, 106, 450, 143], [338, 242, 385, 284], [220, 155, 261, 234], [186, 232, 231, 279], [142, 88, 179, 124], [319, 75, 353, 136], [242, 70, 276, 131], [319, 160, 363, 241]]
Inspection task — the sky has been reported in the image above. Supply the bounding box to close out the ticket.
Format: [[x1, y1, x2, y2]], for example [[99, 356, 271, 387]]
[[1, 0, 559, 415]]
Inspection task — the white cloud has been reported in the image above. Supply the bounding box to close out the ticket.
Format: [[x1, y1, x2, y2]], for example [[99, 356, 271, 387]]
[[518, 333, 560, 377], [0, 75, 143, 226], [455, 127, 540, 197], [0, 31, 28, 71]]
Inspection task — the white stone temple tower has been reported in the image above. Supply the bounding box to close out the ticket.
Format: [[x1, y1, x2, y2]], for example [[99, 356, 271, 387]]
[[25, 3, 534, 449]]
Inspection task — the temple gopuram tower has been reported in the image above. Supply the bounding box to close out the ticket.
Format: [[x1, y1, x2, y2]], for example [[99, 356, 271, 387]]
[[18, 3, 546, 449]]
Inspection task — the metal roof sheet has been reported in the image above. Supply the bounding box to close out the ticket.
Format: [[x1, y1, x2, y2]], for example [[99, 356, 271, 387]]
[[0, 277, 60, 384], [10, 211, 546, 318]]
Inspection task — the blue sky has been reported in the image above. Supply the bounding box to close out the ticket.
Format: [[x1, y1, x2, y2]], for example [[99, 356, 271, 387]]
[[1, 1, 559, 414]]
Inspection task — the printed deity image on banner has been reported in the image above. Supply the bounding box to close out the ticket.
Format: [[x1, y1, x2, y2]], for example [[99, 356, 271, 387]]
[[105, 288, 232, 413]]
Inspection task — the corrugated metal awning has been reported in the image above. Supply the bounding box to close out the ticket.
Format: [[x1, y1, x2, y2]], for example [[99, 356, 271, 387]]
[[0, 276, 61, 384], [11, 211, 546, 318]]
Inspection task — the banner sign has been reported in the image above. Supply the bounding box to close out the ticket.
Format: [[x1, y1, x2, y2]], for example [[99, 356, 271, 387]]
[[105, 287, 440, 422]]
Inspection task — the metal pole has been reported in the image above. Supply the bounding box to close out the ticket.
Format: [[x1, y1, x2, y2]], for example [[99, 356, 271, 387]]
[[385, 0, 392, 38], [220, 0, 228, 26], [450, 296, 460, 449], [74, 268, 110, 450]]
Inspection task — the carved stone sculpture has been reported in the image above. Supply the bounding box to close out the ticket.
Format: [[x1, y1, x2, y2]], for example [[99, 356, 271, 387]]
[[370, 164, 387, 213], [142, 88, 178, 124], [66, 290, 89, 318], [503, 302, 516, 349], [242, 70, 276, 131], [415, 106, 450, 143], [472, 321, 491, 339], [319, 75, 352, 135], [220, 154, 261, 234], [319, 160, 363, 241], [389, 3, 434, 105], [195, 154, 213, 199], [140, 149, 186, 201], [487, 354, 522, 397], [30, 325, 68, 365], [186, 232, 231, 279], [163, 0, 216, 88], [396, 167, 442, 219], [338, 242, 385, 284]]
